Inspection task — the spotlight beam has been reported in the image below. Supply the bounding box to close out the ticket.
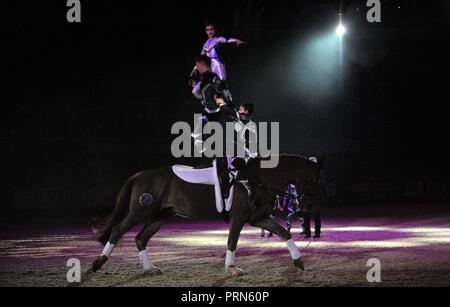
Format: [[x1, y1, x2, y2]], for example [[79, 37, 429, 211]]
[[336, 23, 346, 38]]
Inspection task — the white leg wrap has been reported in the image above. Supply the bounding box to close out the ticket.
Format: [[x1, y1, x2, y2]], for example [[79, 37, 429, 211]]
[[139, 250, 153, 271], [101, 242, 115, 258], [225, 250, 236, 268], [286, 239, 301, 260]]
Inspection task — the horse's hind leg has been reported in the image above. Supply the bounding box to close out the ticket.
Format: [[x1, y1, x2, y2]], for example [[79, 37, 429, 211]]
[[250, 218, 305, 271], [225, 217, 246, 276], [92, 214, 141, 272], [135, 217, 168, 275]]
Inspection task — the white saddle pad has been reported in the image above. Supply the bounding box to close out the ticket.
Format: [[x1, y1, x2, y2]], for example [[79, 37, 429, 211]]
[[172, 160, 234, 213], [172, 164, 216, 185]]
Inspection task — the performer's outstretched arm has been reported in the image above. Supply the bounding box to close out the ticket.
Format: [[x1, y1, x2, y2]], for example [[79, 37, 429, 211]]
[[217, 37, 246, 47]]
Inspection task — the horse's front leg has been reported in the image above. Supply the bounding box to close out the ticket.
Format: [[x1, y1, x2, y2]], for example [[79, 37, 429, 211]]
[[226, 217, 246, 276], [250, 218, 305, 271]]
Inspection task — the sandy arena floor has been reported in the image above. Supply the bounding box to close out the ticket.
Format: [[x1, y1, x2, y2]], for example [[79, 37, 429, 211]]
[[0, 206, 449, 287]]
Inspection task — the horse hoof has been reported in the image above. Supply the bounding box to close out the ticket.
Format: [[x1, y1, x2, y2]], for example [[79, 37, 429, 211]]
[[226, 265, 244, 277], [294, 258, 305, 271], [144, 266, 163, 276], [92, 255, 108, 273]]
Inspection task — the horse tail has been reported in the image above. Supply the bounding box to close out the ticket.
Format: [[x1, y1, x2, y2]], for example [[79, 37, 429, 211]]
[[97, 174, 138, 246]]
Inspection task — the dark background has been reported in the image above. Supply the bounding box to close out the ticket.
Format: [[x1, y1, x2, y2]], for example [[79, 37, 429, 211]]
[[1, 0, 449, 218]]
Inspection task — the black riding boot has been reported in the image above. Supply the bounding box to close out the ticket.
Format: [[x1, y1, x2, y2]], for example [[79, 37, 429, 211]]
[[314, 211, 322, 238]]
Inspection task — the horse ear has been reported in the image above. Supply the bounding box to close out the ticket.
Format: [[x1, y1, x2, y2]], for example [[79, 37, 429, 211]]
[[317, 158, 325, 170]]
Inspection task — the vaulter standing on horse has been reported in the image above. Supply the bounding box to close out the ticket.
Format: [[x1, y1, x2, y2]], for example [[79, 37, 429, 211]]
[[190, 21, 245, 81]]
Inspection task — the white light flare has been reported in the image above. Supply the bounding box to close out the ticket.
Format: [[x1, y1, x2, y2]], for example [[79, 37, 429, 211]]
[[336, 23, 346, 38]]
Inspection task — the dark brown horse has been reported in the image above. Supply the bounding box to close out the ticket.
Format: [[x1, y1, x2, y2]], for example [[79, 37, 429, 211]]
[[92, 155, 323, 276]]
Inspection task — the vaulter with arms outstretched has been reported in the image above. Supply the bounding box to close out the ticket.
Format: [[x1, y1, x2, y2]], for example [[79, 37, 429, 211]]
[[190, 21, 245, 81]]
